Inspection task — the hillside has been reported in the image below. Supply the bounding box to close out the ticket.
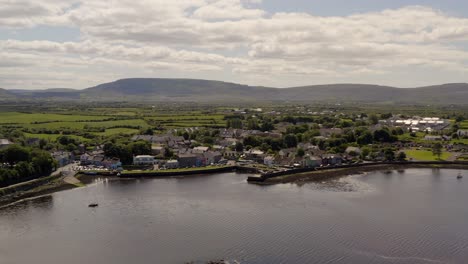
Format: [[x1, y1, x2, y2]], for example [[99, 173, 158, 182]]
[[2, 79, 468, 104], [0, 88, 16, 100], [81, 78, 271, 101]]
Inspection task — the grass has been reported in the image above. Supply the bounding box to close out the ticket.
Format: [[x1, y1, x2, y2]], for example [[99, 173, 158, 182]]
[[405, 149, 451, 161], [94, 128, 140, 136], [460, 121, 468, 129], [397, 132, 426, 143], [0, 112, 108, 124], [21, 119, 149, 130], [23, 133, 90, 142]]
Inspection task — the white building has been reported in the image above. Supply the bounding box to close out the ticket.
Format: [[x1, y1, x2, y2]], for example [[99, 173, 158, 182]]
[[458, 130, 468, 137], [0, 139, 13, 149], [165, 160, 179, 169], [133, 155, 155, 165]]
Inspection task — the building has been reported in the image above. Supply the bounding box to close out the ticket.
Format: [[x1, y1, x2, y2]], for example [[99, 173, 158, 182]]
[[52, 151, 73, 167], [0, 139, 13, 149], [165, 160, 179, 169], [345, 146, 362, 156], [303, 155, 322, 168], [151, 146, 166, 156], [458, 129, 468, 137], [322, 154, 342, 166], [102, 158, 122, 170], [264, 156, 275, 167], [243, 149, 265, 163], [133, 155, 155, 165], [424, 135, 442, 141], [319, 128, 343, 137], [178, 153, 198, 168], [203, 151, 222, 165]]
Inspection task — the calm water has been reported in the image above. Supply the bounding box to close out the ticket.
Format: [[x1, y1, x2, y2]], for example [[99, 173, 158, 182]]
[[1, 169, 468, 264]]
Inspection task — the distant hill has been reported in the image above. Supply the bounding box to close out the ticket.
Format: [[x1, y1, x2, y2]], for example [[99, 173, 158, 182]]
[[8, 88, 80, 99], [81, 78, 271, 102], [2, 78, 468, 104], [0, 88, 16, 100]]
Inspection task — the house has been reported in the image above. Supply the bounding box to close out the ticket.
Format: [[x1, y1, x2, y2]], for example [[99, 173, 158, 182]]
[[52, 151, 73, 167], [424, 135, 442, 141], [203, 151, 222, 165], [133, 155, 155, 165], [0, 139, 13, 149], [91, 155, 105, 166], [303, 155, 322, 168], [264, 156, 275, 167], [279, 148, 296, 159], [457, 130, 468, 137], [345, 146, 362, 156], [223, 150, 240, 159], [151, 145, 166, 156], [322, 154, 342, 166], [178, 153, 198, 168], [80, 153, 92, 165], [243, 149, 265, 162], [319, 128, 343, 137], [193, 146, 209, 153], [165, 160, 179, 169], [102, 158, 122, 170]]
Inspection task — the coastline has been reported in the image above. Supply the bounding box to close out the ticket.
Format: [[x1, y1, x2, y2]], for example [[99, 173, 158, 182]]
[[0, 166, 253, 208], [257, 163, 468, 185], [2, 163, 467, 208]]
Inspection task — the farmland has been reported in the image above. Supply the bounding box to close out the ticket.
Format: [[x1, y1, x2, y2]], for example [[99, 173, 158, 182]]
[[0, 108, 229, 146], [404, 149, 452, 161]]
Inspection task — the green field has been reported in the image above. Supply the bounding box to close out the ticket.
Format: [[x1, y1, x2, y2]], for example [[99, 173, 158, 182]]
[[94, 128, 140, 136], [0, 112, 108, 124], [404, 149, 451, 161], [460, 121, 468, 129], [23, 133, 90, 142]]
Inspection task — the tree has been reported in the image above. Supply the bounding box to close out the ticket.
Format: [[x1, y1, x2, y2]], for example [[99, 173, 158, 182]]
[[260, 121, 274, 132], [235, 142, 244, 152], [31, 150, 55, 175], [227, 118, 242, 129], [432, 143, 443, 160], [296, 148, 305, 157], [182, 131, 190, 140], [142, 128, 154, 135], [2, 145, 30, 164], [357, 131, 373, 145], [373, 129, 396, 143], [247, 119, 259, 130], [397, 152, 407, 161], [369, 114, 379, 125], [283, 134, 298, 148], [384, 148, 395, 161]]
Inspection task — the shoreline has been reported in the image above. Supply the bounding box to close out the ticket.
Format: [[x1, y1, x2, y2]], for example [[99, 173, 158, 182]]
[[257, 163, 468, 185], [0, 173, 105, 209], [2, 163, 467, 208]]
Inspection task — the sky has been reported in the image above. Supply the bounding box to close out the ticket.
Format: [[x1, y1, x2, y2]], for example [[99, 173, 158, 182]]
[[1, 0, 468, 89]]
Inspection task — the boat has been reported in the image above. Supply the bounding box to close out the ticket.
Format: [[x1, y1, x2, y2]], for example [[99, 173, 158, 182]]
[[88, 203, 99, 207]]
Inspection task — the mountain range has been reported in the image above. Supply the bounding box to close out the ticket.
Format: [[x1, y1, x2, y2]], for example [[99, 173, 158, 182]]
[[1, 78, 468, 104]]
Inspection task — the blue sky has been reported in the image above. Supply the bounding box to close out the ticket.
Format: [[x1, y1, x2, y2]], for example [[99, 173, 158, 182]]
[[1, 0, 468, 89]]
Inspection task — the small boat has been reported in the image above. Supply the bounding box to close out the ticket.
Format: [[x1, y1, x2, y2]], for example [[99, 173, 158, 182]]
[[88, 203, 99, 207], [457, 172, 463, 179]]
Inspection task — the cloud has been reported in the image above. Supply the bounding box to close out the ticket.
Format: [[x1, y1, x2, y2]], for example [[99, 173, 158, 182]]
[[1, 1, 468, 89]]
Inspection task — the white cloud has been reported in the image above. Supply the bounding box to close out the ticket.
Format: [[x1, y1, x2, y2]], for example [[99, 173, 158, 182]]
[[1, 1, 468, 89]]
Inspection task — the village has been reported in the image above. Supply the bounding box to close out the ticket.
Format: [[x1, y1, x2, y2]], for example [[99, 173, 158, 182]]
[[2, 110, 463, 177]]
